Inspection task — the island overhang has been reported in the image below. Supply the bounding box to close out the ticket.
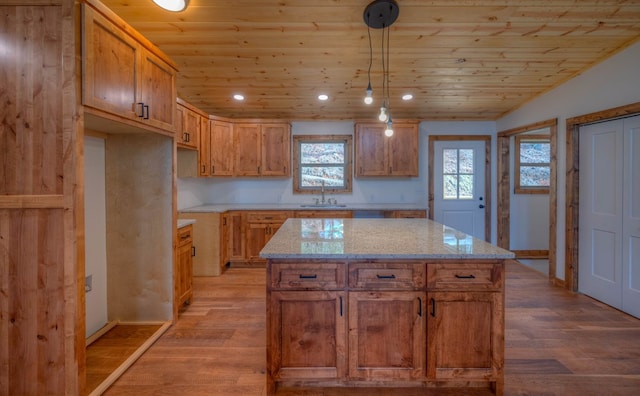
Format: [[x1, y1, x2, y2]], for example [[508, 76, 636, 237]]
[[260, 218, 514, 260]]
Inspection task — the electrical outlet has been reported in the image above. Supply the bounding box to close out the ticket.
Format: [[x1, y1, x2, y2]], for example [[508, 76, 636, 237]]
[[85, 275, 92, 293]]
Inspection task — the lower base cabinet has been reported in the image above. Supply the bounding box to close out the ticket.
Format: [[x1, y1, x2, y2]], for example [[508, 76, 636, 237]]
[[266, 260, 504, 395], [348, 291, 425, 380], [269, 291, 347, 381], [176, 225, 194, 307]]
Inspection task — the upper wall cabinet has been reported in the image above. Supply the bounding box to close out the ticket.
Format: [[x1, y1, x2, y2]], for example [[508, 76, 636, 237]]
[[234, 123, 291, 177], [176, 99, 201, 150], [82, 2, 177, 134], [209, 120, 234, 176], [355, 122, 419, 177]]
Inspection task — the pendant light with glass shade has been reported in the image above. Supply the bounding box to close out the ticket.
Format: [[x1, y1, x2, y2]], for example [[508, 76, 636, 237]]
[[152, 0, 189, 12], [363, 0, 398, 136]]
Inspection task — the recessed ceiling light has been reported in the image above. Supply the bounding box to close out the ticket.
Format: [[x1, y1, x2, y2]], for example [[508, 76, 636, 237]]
[[318, 94, 329, 101], [152, 0, 189, 12], [402, 94, 414, 101], [233, 94, 245, 101]]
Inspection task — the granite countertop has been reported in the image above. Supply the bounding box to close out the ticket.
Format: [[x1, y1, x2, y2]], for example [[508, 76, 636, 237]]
[[260, 218, 514, 260], [180, 203, 428, 213], [177, 218, 196, 228]]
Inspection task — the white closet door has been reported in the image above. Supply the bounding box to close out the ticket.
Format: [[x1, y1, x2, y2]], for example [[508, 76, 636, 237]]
[[579, 115, 640, 318], [622, 117, 640, 318], [579, 120, 624, 309]]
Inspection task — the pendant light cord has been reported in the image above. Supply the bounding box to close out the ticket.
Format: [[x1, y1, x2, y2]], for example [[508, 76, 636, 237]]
[[367, 19, 372, 87], [381, 24, 386, 107], [385, 24, 391, 114]]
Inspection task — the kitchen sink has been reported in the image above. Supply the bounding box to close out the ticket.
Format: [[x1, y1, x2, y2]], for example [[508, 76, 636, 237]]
[[299, 204, 348, 208]]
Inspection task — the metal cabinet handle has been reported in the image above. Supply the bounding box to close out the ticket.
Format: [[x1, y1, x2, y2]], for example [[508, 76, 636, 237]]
[[418, 297, 422, 317], [299, 274, 317, 279], [455, 274, 476, 279], [191, 246, 196, 257], [430, 298, 436, 317], [137, 102, 145, 118], [376, 274, 396, 279], [143, 105, 149, 119], [339, 296, 343, 317]]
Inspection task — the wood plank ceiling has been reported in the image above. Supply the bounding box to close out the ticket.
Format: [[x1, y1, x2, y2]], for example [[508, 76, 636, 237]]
[[100, 0, 640, 120]]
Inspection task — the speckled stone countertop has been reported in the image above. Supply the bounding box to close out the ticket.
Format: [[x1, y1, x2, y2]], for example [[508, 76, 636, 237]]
[[177, 218, 196, 228], [179, 203, 428, 213], [260, 218, 514, 260]]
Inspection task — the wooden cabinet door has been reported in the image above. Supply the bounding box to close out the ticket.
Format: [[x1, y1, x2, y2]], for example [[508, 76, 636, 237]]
[[427, 291, 502, 380], [177, 226, 193, 306], [245, 211, 290, 262], [210, 120, 234, 176], [246, 222, 270, 261], [355, 124, 388, 176], [348, 291, 425, 380], [199, 116, 211, 176], [176, 104, 199, 149], [220, 213, 230, 268], [234, 123, 261, 176], [269, 291, 347, 381], [388, 124, 419, 176], [261, 124, 291, 176], [82, 6, 139, 119], [139, 48, 176, 131], [228, 212, 245, 261], [177, 240, 193, 305], [83, 4, 176, 133]]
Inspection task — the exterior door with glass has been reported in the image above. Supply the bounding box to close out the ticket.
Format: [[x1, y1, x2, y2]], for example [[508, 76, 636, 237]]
[[434, 140, 486, 240]]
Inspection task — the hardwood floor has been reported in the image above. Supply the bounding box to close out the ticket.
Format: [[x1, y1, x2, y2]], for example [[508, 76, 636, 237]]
[[86, 324, 163, 394], [103, 262, 640, 396]]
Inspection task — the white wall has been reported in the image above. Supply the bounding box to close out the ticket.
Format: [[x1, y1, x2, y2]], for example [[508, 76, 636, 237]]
[[84, 136, 108, 337], [497, 40, 640, 279], [508, 134, 550, 251]]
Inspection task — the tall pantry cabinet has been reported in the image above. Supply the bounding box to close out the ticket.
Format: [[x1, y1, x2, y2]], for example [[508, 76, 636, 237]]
[[1, 0, 179, 394], [1, 1, 84, 395]]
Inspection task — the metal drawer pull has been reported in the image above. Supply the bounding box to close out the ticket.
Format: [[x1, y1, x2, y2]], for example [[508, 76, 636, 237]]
[[299, 274, 317, 279], [376, 274, 396, 279], [418, 297, 422, 317], [339, 296, 343, 317], [430, 298, 436, 317], [455, 274, 476, 279]]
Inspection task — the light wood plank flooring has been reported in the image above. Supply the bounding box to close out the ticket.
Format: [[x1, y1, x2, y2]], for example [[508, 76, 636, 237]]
[[85, 324, 162, 394], [103, 262, 640, 396]]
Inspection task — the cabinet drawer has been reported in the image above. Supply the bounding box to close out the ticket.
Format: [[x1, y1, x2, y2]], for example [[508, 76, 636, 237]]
[[270, 263, 346, 290], [246, 211, 290, 223], [177, 225, 193, 245], [392, 210, 426, 218], [349, 262, 425, 290], [427, 263, 502, 290]]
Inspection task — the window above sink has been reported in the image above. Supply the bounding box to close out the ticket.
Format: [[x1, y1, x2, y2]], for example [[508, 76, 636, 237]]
[[293, 135, 353, 195]]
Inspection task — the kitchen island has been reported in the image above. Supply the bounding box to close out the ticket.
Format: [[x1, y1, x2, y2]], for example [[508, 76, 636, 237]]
[[260, 218, 514, 395]]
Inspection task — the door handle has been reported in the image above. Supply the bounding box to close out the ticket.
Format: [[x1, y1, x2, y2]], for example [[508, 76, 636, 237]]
[[479, 204, 485, 209]]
